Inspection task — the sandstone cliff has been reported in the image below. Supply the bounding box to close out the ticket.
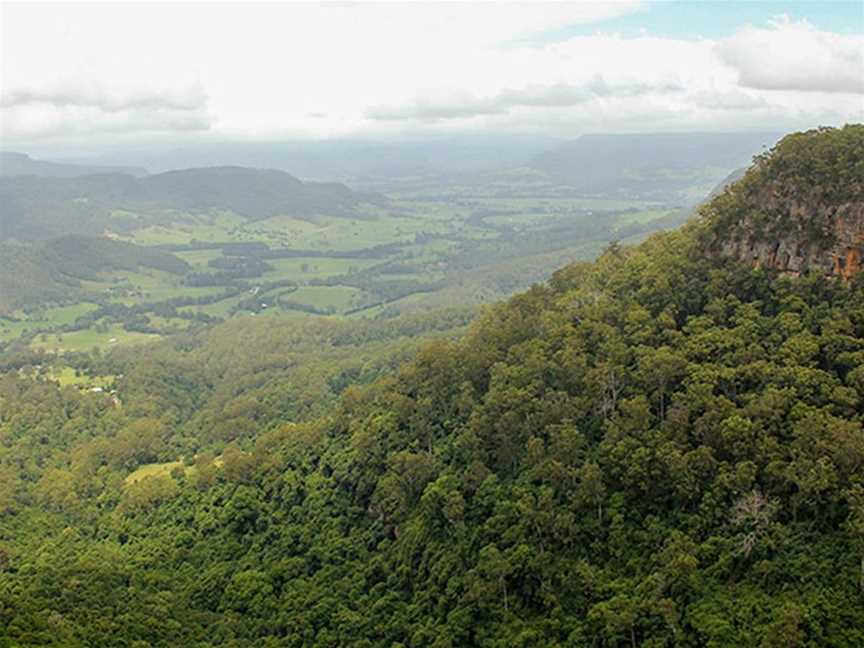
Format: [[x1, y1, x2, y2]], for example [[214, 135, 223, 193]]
[[702, 125, 863, 280]]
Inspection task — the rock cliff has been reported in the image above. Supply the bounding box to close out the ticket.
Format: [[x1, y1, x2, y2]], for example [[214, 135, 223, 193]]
[[703, 125, 863, 280], [717, 193, 863, 280]]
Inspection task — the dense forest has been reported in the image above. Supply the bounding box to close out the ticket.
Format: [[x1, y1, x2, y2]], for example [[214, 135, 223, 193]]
[[1, 126, 863, 647]]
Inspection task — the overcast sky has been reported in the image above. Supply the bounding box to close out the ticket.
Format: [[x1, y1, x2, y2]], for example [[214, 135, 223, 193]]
[[1, 1, 862, 149]]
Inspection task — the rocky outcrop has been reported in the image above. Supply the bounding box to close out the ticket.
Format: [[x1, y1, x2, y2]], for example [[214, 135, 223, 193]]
[[718, 198, 863, 280], [705, 125, 864, 281]]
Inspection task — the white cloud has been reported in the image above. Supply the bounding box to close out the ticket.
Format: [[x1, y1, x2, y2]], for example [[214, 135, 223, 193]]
[[0, 2, 861, 146], [367, 77, 684, 122], [2, 104, 211, 141], [717, 16, 864, 93], [0, 82, 211, 140], [1, 83, 208, 113]]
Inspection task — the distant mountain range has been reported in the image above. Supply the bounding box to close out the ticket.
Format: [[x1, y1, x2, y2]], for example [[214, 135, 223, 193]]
[[1, 131, 783, 245], [704, 166, 748, 201], [530, 131, 782, 200], [0, 166, 387, 242], [46, 136, 561, 181], [31, 131, 782, 201], [0, 151, 147, 178]]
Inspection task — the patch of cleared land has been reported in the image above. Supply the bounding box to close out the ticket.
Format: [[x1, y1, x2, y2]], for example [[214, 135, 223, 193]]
[[0, 303, 100, 342], [279, 285, 373, 313], [125, 461, 185, 485], [30, 324, 160, 354]]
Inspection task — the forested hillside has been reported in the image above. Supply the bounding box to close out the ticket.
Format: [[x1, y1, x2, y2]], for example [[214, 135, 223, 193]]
[[0, 127, 862, 647], [0, 237, 190, 314], [0, 168, 384, 242]]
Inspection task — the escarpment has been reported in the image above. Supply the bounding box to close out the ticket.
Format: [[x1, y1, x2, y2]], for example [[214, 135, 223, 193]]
[[704, 125, 863, 280], [716, 191, 863, 279]]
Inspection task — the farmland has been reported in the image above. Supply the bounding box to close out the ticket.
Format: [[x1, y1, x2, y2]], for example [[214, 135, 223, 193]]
[[0, 183, 688, 355]]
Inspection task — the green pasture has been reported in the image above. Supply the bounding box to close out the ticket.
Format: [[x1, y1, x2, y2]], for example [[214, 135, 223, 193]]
[[280, 285, 372, 313], [178, 294, 248, 318], [174, 248, 225, 270], [30, 324, 160, 355], [82, 270, 225, 305], [261, 257, 379, 282], [19, 365, 116, 390], [0, 303, 99, 342], [125, 461, 185, 485]]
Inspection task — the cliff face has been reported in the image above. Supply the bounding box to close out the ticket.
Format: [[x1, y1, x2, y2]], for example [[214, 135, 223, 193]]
[[717, 194, 864, 280], [703, 125, 864, 281]]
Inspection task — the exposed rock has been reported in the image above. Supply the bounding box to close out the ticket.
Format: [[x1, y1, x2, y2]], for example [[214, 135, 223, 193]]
[[704, 125, 864, 280], [718, 198, 863, 279]]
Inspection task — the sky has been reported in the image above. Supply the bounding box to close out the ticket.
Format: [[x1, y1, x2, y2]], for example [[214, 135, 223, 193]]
[[1, 0, 862, 149]]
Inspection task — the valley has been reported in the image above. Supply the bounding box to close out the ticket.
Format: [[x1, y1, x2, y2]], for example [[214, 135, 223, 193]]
[[2, 0, 863, 644], [1, 165, 692, 358], [2, 126, 861, 647]]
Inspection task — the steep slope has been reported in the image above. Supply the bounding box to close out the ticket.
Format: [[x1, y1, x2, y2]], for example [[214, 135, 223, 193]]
[[705, 166, 747, 200], [0, 244, 83, 315], [0, 173, 142, 241], [703, 125, 864, 279]]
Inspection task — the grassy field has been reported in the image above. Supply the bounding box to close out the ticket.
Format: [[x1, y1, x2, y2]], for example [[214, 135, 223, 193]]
[[120, 212, 247, 246], [30, 324, 161, 354], [0, 303, 100, 342], [122, 210, 456, 252], [3, 186, 683, 353], [174, 248, 225, 270], [279, 216, 450, 252], [261, 257, 379, 282], [49, 366, 116, 389], [147, 316, 195, 332], [448, 197, 658, 211], [280, 285, 372, 313], [178, 294, 248, 318], [81, 270, 225, 305], [486, 212, 559, 227], [20, 365, 116, 390], [125, 461, 185, 485], [348, 290, 435, 319]]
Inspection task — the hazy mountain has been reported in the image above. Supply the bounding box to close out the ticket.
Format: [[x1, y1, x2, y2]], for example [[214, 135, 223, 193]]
[[139, 166, 384, 216], [530, 131, 782, 201], [0, 167, 387, 242], [50, 135, 562, 182], [704, 166, 748, 200], [0, 151, 147, 178], [23, 132, 775, 200]]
